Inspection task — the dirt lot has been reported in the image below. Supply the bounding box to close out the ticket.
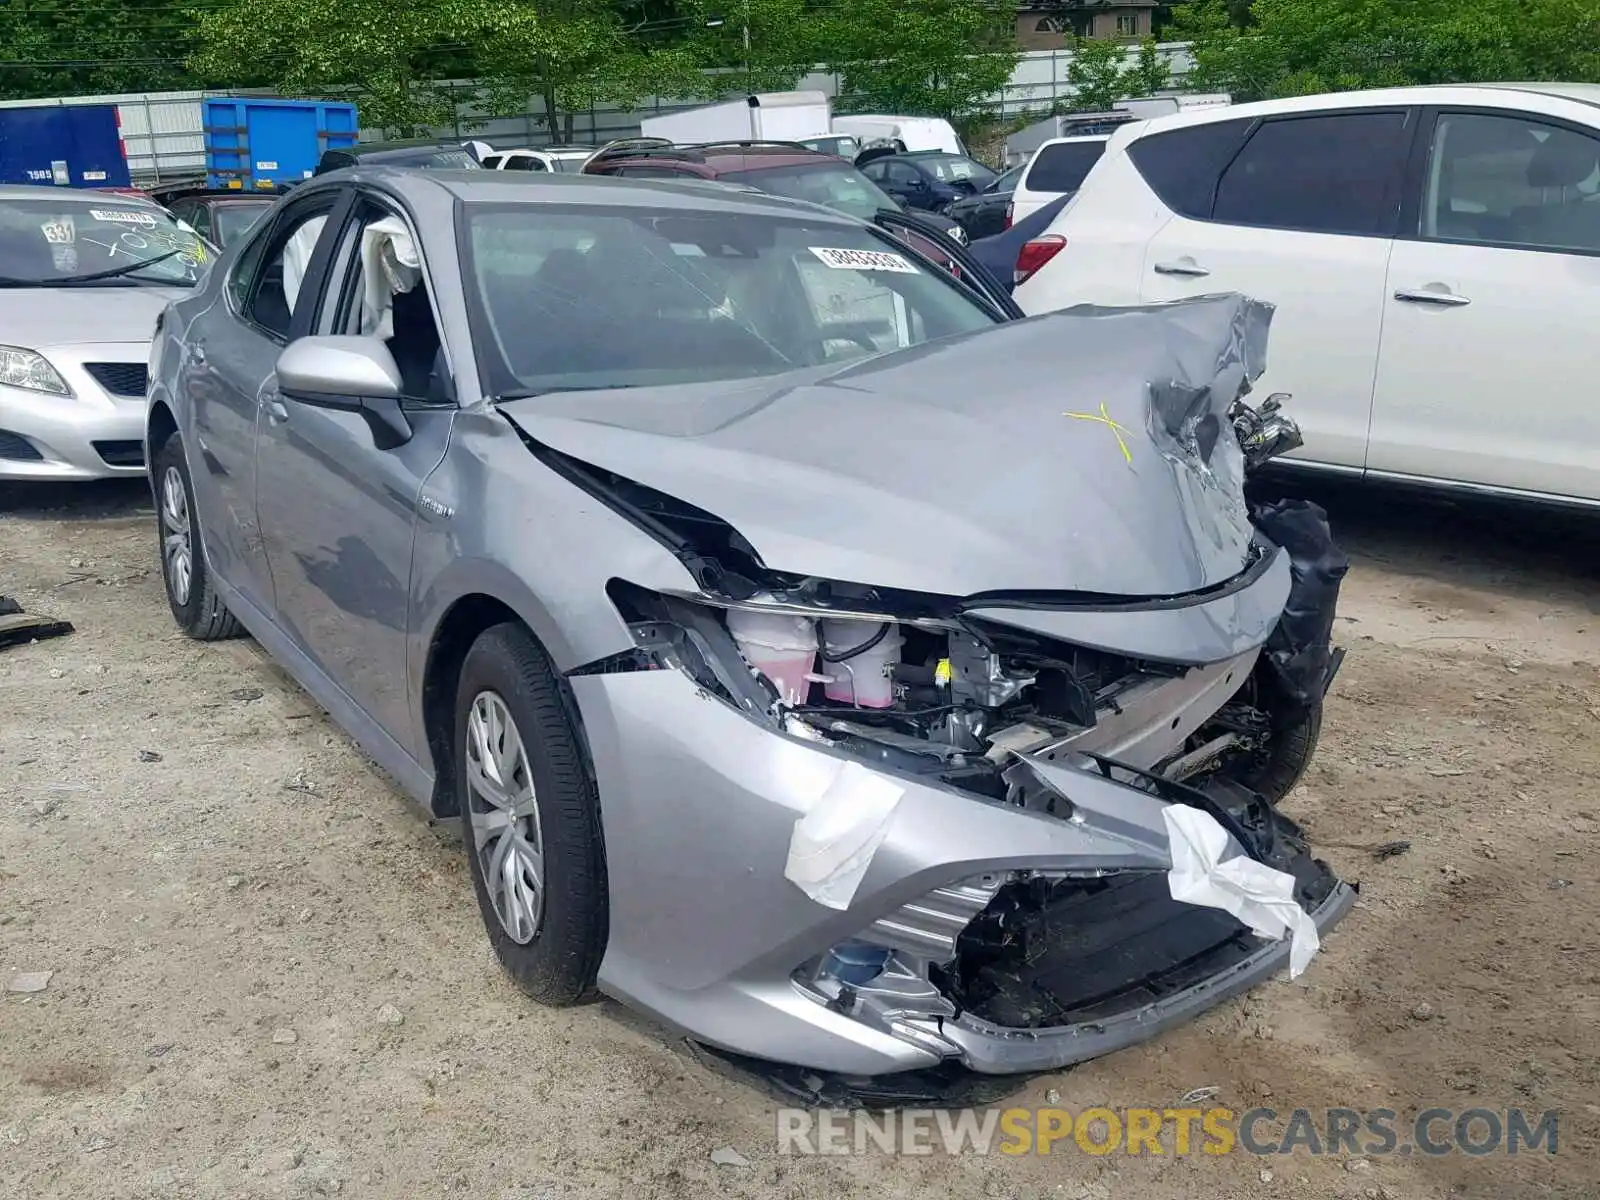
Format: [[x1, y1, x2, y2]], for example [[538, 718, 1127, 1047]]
[[3, 478, 1597, 1200]]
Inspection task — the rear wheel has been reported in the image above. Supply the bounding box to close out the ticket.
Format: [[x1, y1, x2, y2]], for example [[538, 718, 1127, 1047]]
[[153, 432, 243, 641], [456, 622, 607, 1005]]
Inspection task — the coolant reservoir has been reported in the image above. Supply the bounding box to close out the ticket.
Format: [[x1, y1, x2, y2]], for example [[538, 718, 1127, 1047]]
[[724, 607, 818, 705], [821, 621, 903, 709]]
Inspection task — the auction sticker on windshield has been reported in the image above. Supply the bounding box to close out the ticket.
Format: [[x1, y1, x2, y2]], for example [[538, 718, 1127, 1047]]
[[809, 246, 920, 274], [89, 208, 158, 228]]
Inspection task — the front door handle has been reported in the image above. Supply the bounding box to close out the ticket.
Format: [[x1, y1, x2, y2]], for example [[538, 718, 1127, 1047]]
[[191, 341, 206, 365], [1154, 259, 1210, 277], [266, 398, 289, 423], [1394, 286, 1470, 307]]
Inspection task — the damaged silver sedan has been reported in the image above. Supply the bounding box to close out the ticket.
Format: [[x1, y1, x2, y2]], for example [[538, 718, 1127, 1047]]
[[145, 168, 1351, 1097]]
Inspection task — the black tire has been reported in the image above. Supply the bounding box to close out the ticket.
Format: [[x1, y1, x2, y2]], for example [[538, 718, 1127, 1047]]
[[456, 621, 607, 1005], [152, 431, 244, 641], [1236, 700, 1323, 804]]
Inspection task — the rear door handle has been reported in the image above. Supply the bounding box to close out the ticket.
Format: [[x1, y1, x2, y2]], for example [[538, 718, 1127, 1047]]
[[1154, 259, 1209, 277], [1394, 286, 1470, 307]]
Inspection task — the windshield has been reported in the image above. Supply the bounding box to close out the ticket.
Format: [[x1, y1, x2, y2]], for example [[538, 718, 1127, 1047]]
[[722, 162, 900, 222], [915, 154, 997, 187], [213, 201, 274, 245], [463, 203, 999, 396], [0, 198, 212, 286], [800, 135, 862, 160]]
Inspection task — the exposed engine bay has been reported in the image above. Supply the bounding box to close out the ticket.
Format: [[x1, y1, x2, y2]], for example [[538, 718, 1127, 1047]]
[[592, 387, 1344, 814]]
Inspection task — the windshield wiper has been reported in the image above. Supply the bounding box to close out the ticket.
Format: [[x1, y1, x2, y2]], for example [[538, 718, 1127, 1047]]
[[0, 249, 183, 288]]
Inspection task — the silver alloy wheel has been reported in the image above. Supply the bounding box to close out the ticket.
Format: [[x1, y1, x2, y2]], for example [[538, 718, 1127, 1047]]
[[466, 690, 545, 944], [160, 465, 193, 606]]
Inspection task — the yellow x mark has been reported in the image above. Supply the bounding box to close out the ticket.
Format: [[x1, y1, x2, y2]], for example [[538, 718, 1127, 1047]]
[[1064, 401, 1135, 465]]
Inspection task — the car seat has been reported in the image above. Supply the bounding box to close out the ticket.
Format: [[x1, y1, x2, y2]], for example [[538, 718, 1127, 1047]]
[[1514, 134, 1600, 250]]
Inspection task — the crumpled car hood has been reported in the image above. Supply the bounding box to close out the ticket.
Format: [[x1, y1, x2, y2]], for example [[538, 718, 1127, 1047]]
[[499, 294, 1273, 599]]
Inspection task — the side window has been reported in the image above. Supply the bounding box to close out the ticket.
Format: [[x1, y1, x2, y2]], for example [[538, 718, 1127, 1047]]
[[241, 202, 336, 340], [481, 154, 503, 169], [1211, 110, 1414, 237], [1128, 117, 1254, 219], [319, 199, 447, 401], [226, 217, 276, 311], [860, 160, 888, 182], [885, 162, 921, 187], [1419, 112, 1600, 253], [506, 155, 547, 172], [187, 204, 212, 240], [1024, 141, 1106, 194]]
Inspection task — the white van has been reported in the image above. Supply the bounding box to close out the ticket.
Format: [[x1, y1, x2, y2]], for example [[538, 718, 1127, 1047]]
[[833, 115, 967, 156]]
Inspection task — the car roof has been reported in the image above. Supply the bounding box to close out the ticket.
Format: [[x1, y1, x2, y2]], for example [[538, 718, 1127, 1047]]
[[323, 166, 868, 224], [0, 184, 164, 205], [1129, 82, 1600, 139]]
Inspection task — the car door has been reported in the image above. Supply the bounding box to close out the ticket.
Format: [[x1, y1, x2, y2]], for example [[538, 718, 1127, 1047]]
[[181, 189, 347, 612], [1367, 106, 1600, 502], [1138, 108, 1419, 471], [252, 188, 458, 754]]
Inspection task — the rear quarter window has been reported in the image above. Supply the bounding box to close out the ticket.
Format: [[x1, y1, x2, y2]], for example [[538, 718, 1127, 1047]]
[[1126, 117, 1255, 220], [1023, 141, 1107, 194]]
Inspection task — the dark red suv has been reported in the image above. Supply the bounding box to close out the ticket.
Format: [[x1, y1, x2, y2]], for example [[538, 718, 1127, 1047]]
[[581, 139, 974, 258]]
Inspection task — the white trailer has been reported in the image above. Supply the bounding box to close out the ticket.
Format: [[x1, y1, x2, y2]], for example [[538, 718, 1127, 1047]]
[[639, 90, 832, 145]]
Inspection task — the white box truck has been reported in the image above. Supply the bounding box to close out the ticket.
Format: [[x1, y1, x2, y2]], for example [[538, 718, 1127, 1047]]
[[639, 91, 832, 145]]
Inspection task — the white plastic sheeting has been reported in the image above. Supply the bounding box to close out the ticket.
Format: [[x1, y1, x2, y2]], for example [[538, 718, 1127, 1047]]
[[1163, 805, 1321, 979], [784, 761, 905, 910]]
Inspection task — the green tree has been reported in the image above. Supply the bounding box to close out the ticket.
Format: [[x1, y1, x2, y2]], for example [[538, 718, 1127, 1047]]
[[820, 0, 1018, 120], [1126, 36, 1171, 95], [1064, 36, 1129, 111], [471, 1, 705, 140], [188, 0, 484, 135], [678, 0, 819, 95], [1175, 0, 1600, 101], [0, 0, 195, 99]]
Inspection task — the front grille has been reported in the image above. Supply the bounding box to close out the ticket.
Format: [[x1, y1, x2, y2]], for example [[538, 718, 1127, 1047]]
[[93, 440, 145, 468], [83, 362, 149, 398], [0, 429, 44, 461]]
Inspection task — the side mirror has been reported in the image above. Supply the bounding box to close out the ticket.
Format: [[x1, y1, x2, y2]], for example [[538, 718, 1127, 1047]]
[[275, 335, 413, 450]]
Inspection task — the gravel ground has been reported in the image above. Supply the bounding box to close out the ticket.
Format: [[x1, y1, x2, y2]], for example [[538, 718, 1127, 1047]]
[[2, 477, 1597, 1200]]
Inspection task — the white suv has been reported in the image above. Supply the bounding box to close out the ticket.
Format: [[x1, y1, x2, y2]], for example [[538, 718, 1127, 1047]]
[[1013, 84, 1600, 508]]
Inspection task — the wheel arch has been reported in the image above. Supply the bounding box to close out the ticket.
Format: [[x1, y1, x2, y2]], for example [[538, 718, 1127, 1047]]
[[419, 590, 600, 820], [146, 399, 178, 488]]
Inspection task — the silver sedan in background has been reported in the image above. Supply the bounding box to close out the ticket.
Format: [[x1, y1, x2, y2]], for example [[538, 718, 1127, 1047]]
[[0, 186, 213, 480]]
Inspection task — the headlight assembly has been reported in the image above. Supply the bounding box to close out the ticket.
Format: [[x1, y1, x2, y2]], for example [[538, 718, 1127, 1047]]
[[0, 346, 72, 397]]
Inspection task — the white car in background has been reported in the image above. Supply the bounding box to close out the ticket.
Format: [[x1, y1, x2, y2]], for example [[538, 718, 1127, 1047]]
[[477, 147, 596, 173], [1008, 134, 1109, 226], [1013, 83, 1600, 508]]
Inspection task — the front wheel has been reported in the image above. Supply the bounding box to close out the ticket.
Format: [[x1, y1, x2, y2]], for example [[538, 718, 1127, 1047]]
[[456, 622, 607, 1005], [1232, 700, 1322, 804], [152, 432, 243, 641]]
